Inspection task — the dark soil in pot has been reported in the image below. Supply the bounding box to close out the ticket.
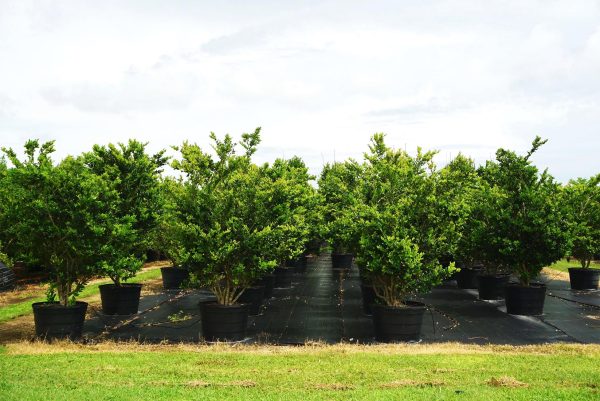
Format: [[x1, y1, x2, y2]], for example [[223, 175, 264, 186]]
[[200, 302, 248, 342], [257, 274, 275, 298], [568, 268, 600, 290], [273, 266, 294, 288], [477, 274, 510, 300], [456, 267, 484, 289], [360, 284, 376, 315], [372, 301, 426, 342], [237, 286, 265, 315], [160, 267, 189, 290], [331, 253, 353, 269], [99, 283, 142, 315], [505, 283, 546, 315], [32, 301, 88, 340]]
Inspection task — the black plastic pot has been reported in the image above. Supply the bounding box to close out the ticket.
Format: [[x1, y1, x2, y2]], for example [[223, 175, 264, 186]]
[[32, 301, 88, 340], [160, 267, 189, 290], [0, 262, 16, 291], [257, 274, 275, 298], [273, 266, 294, 288], [372, 301, 426, 342], [99, 283, 142, 315], [200, 302, 248, 342], [360, 284, 377, 315], [477, 274, 510, 300], [568, 268, 600, 290], [332, 253, 353, 269], [456, 267, 483, 289], [505, 283, 546, 315], [237, 286, 265, 315], [294, 256, 308, 273]]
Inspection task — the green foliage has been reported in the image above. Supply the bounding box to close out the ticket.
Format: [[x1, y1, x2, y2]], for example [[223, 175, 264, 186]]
[[2, 140, 119, 306], [357, 134, 460, 306], [150, 177, 191, 268], [172, 128, 297, 305], [478, 137, 567, 285], [258, 156, 318, 265], [83, 140, 167, 285], [561, 174, 600, 268], [318, 160, 363, 253]]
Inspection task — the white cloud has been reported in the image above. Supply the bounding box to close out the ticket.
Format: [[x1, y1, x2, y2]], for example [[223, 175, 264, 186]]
[[0, 0, 599, 182]]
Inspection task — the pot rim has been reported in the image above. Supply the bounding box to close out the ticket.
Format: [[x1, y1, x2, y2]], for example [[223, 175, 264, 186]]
[[567, 267, 600, 272], [371, 300, 425, 310], [32, 301, 88, 309], [477, 273, 511, 278], [506, 282, 546, 289], [99, 283, 143, 289], [160, 266, 189, 271], [202, 301, 249, 309]]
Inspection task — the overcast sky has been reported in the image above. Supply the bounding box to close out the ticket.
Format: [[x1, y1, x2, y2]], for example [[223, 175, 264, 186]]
[[0, 0, 599, 181]]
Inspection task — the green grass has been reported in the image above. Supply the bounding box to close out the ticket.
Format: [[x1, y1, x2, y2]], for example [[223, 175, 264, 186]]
[[0, 268, 162, 324], [0, 344, 598, 400], [547, 259, 600, 273]]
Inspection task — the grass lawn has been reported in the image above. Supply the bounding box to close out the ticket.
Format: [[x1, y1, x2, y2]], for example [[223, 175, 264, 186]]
[[0, 267, 163, 324], [0, 343, 598, 401], [547, 259, 600, 274]]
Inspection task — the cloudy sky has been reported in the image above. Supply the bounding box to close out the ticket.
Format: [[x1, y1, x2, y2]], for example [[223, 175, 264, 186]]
[[0, 0, 599, 181]]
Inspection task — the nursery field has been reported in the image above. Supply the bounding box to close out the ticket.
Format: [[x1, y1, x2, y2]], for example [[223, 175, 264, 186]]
[[0, 342, 599, 401], [547, 259, 600, 273], [0, 264, 165, 324]]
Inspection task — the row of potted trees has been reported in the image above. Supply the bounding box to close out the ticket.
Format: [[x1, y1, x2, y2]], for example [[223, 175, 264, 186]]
[[0, 130, 320, 340], [0, 139, 167, 338], [0, 132, 597, 342], [319, 135, 598, 342]]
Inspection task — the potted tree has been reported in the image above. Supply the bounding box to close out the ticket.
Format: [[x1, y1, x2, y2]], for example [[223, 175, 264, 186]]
[[318, 161, 363, 269], [260, 157, 315, 288], [436, 154, 486, 290], [0, 156, 16, 291], [2, 140, 119, 339], [562, 175, 600, 290], [84, 140, 167, 314], [152, 178, 192, 290], [172, 129, 279, 341], [479, 137, 567, 315], [357, 134, 460, 342]]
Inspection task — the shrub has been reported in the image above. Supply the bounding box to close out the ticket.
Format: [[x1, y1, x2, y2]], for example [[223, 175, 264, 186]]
[[562, 174, 600, 268], [318, 160, 363, 254], [478, 137, 567, 285], [83, 140, 167, 285], [357, 134, 460, 306], [2, 140, 120, 305], [172, 129, 280, 305]]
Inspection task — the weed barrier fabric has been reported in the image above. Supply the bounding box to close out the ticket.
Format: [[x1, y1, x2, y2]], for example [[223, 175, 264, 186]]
[[81, 254, 599, 345]]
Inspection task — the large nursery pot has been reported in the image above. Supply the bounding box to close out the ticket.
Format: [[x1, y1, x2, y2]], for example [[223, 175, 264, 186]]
[[456, 266, 484, 289], [237, 285, 265, 315], [273, 266, 294, 288], [294, 256, 308, 273], [258, 274, 275, 298], [99, 283, 142, 315], [371, 301, 426, 342], [0, 262, 16, 291], [32, 301, 88, 340], [505, 283, 546, 315], [477, 274, 510, 300], [568, 268, 600, 290], [360, 284, 377, 315], [160, 267, 189, 290], [331, 253, 353, 269], [200, 302, 248, 342]]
